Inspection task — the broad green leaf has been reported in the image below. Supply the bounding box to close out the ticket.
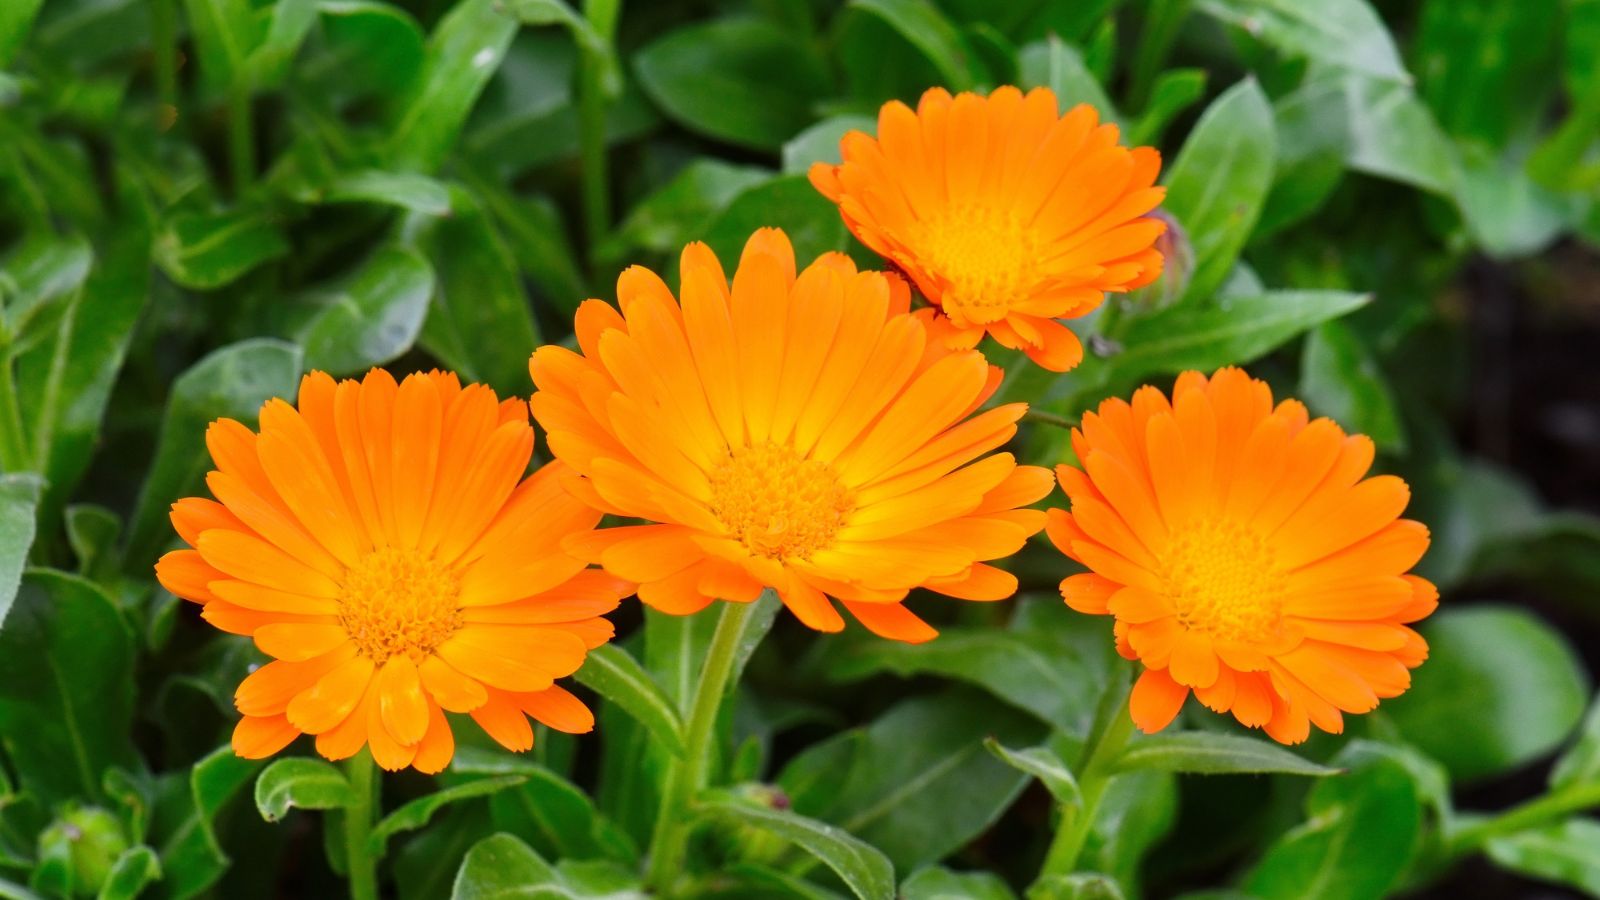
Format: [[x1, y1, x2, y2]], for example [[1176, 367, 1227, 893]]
[[245, 0, 317, 89], [451, 832, 641, 899], [0, 879, 40, 900], [369, 776, 526, 856], [1114, 733, 1338, 777], [1030, 873, 1125, 900], [849, 0, 980, 91], [634, 18, 830, 152], [387, 0, 518, 172], [0, 233, 92, 347], [0, 475, 40, 631], [181, 0, 256, 96], [0, 0, 44, 65], [464, 173, 588, 316], [573, 644, 686, 756], [1386, 606, 1589, 782], [901, 866, 1016, 900], [125, 339, 302, 565], [701, 176, 849, 275], [149, 747, 261, 900], [0, 571, 136, 805], [393, 803, 497, 900], [452, 747, 638, 863], [299, 247, 435, 375], [985, 738, 1081, 807], [601, 160, 771, 261], [65, 504, 120, 580], [1339, 75, 1458, 196], [324, 170, 453, 216], [1198, 0, 1406, 81], [783, 116, 875, 175], [300, 0, 426, 105], [1551, 698, 1600, 790], [1412, 0, 1560, 147], [153, 209, 289, 290], [1161, 79, 1277, 304], [97, 846, 161, 900], [1298, 320, 1405, 450], [1456, 151, 1576, 260], [1485, 819, 1600, 896], [254, 758, 353, 822], [1018, 36, 1119, 128], [699, 795, 895, 900], [1103, 290, 1370, 387], [408, 185, 540, 395], [779, 690, 1045, 872], [1245, 743, 1422, 900], [1130, 69, 1207, 146]]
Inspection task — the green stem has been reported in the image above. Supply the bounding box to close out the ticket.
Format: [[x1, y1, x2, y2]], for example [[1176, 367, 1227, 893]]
[[150, 0, 178, 109], [646, 598, 762, 893], [1021, 409, 1078, 431], [577, 0, 621, 254], [1127, 0, 1191, 111], [1036, 671, 1136, 881], [0, 317, 30, 472], [228, 84, 255, 197], [1447, 782, 1600, 858], [342, 751, 380, 900]]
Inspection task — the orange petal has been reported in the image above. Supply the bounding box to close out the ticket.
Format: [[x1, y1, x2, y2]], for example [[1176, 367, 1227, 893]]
[[1129, 667, 1187, 734]]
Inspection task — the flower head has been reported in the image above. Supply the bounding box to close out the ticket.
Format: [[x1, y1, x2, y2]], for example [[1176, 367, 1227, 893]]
[[155, 370, 630, 772], [1047, 368, 1435, 744], [808, 86, 1166, 372], [530, 228, 1052, 642]]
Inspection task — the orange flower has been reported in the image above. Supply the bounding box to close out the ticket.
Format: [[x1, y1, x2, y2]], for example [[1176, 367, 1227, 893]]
[[530, 228, 1052, 642], [1046, 368, 1435, 744], [155, 370, 630, 772], [809, 86, 1166, 372]]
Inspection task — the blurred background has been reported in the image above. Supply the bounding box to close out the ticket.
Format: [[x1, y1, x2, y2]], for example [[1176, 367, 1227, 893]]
[[2, 0, 1599, 898]]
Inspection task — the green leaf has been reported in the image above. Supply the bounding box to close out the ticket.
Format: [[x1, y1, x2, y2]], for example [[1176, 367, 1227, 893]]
[[779, 690, 1045, 873], [324, 170, 453, 216], [0, 571, 136, 805], [181, 0, 256, 96], [0, 878, 41, 900], [0, 233, 93, 346], [573, 645, 685, 756], [1114, 733, 1339, 777], [298, 247, 435, 376], [65, 504, 121, 580], [1485, 819, 1600, 896], [1551, 697, 1600, 790], [1412, 0, 1561, 147], [783, 116, 876, 175], [452, 748, 638, 863], [849, 0, 980, 91], [125, 339, 303, 565], [634, 18, 830, 152], [1083, 771, 1176, 892], [464, 173, 588, 317], [254, 758, 353, 822], [1297, 320, 1405, 450], [449, 832, 640, 899], [245, 0, 317, 89], [697, 794, 895, 900], [149, 747, 262, 900], [408, 185, 540, 395], [499, 0, 620, 95], [901, 866, 1016, 900], [387, 0, 518, 172], [985, 738, 1081, 807], [1161, 78, 1277, 303], [1245, 742, 1422, 900], [301, 0, 426, 106], [96, 846, 161, 900], [701, 176, 848, 275], [1130, 69, 1207, 146], [602, 160, 771, 261], [1386, 605, 1590, 782], [369, 776, 526, 856], [1456, 151, 1576, 260], [1198, 0, 1406, 81], [1017, 36, 1119, 127], [0, 0, 44, 66], [0, 475, 41, 631], [153, 208, 289, 291], [1103, 290, 1370, 387], [1029, 873, 1125, 900]]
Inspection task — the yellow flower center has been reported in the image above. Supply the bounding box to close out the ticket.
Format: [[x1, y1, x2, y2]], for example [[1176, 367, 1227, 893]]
[[915, 205, 1039, 326], [1161, 518, 1287, 644], [708, 442, 854, 560], [337, 547, 463, 663]]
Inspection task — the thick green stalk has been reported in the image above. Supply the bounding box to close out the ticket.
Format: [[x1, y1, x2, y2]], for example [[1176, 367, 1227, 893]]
[[342, 752, 380, 900], [577, 0, 621, 252], [646, 598, 762, 892], [1038, 704, 1134, 878]]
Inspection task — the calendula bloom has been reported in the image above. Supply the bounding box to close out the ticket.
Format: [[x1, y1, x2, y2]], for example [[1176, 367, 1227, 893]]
[[1047, 368, 1435, 744], [155, 370, 630, 772], [808, 86, 1166, 372], [530, 228, 1051, 642]]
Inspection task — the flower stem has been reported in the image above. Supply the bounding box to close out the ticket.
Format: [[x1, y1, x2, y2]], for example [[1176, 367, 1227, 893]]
[[0, 324, 31, 473], [646, 598, 763, 893], [1446, 781, 1600, 858], [577, 0, 621, 254], [1037, 670, 1135, 881], [343, 751, 380, 900]]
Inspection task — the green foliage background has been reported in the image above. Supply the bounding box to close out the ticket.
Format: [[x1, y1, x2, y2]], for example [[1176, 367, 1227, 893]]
[[2, 0, 1600, 898]]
